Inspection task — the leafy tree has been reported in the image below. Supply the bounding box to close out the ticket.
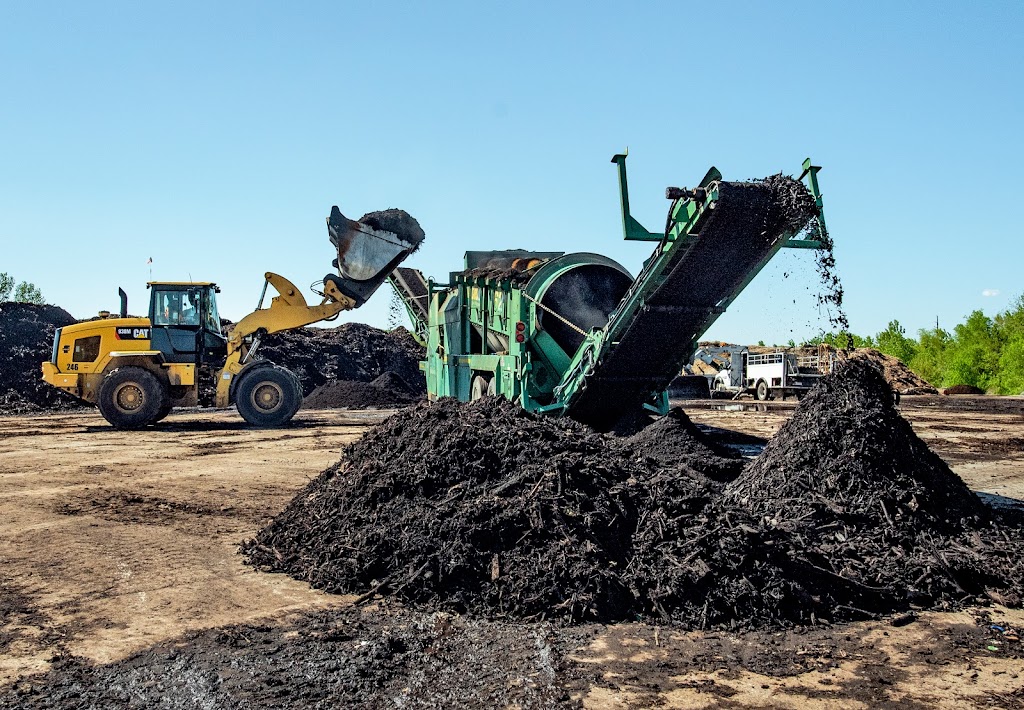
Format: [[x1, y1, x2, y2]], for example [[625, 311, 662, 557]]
[[910, 327, 952, 386], [992, 296, 1024, 394], [0, 272, 45, 304], [876, 320, 917, 364], [944, 311, 1000, 390], [13, 281, 45, 304], [804, 331, 875, 349], [994, 332, 1024, 395]]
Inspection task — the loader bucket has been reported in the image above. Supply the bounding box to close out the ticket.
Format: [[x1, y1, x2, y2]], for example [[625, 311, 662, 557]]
[[326, 206, 425, 306]]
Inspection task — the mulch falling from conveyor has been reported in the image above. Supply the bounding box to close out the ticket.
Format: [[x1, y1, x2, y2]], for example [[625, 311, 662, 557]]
[[242, 360, 1024, 629]]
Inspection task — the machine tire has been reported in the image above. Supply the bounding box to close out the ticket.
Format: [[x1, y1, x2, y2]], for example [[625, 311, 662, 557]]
[[235, 365, 302, 427], [152, 401, 173, 423], [487, 376, 498, 397], [98, 367, 168, 430], [471, 375, 490, 401], [755, 380, 770, 401]]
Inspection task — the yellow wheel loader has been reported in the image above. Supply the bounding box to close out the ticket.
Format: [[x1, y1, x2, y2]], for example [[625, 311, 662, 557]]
[[41, 207, 423, 429]]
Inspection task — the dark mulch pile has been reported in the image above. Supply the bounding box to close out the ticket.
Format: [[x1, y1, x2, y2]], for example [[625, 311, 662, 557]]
[[242, 399, 665, 622], [944, 384, 986, 395], [303, 372, 422, 410], [0, 302, 84, 414], [620, 408, 745, 483], [256, 323, 425, 398], [243, 360, 1024, 629]]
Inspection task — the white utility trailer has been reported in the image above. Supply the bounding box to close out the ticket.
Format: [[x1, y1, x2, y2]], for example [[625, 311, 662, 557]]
[[712, 350, 829, 400]]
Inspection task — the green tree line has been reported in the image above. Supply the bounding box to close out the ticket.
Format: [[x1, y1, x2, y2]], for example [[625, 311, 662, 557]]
[[0, 272, 45, 304], [807, 295, 1024, 395]]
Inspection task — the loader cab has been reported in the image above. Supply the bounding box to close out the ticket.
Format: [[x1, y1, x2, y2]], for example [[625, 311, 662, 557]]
[[148, 282, 227, 364]]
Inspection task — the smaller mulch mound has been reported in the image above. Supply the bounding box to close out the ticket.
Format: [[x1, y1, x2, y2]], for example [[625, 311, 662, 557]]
[[620, 408, 744, 483], [944, 384, 986, 395], [303, 372, 422, 410], [0, 302, 83, 414]]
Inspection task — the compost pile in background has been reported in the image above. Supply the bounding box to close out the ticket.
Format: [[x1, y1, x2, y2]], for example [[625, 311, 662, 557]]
[[0, 302, 84, 414], [243, 360, 1024, 629], [832, 346, 938, 395], [302, 372, 423, 410], [944, 384, 986, 395], [247, 323, 424, 398], [691, 342, 937, 395]]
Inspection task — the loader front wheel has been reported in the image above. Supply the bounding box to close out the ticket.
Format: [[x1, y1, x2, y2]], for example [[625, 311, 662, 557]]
[[235, 366, 302, 427], [152, 401, 173, 423], [98, 367, 168, 430]]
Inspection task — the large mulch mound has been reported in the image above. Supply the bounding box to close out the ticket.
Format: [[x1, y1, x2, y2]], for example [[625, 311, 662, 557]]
[[0, 302, 83, 414], [242, 399, 668, 622], [243, 360, 1024, 629]]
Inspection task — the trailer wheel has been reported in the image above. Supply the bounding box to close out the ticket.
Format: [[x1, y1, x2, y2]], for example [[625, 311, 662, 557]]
[[755, 380, 770, 401], [98, 367, 168, 429], [470, 375, 490, 401], [236, 365, 302, 427]]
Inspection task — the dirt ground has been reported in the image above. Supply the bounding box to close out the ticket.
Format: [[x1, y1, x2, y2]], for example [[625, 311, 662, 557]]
[[1, 397, 1022, 707]]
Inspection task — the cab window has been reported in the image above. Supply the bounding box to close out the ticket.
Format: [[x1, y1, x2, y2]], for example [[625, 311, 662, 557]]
[[154, 291, 179, 326], [73, 335, 101, 362], [154, 290, 200, 326], [180, 290, 201, 326], [203, 289, 221, 333]]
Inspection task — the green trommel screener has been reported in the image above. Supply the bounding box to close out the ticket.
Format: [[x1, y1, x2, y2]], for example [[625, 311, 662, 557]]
[[390, 152, 829, 430]]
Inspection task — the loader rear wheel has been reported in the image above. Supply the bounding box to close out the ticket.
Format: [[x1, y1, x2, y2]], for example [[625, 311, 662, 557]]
[[98, 367, 167, 430], [235, 365, 302, 427], [470, 375, 490, 401]]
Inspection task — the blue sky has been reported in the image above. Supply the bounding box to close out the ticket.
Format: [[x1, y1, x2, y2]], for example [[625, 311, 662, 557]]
[[1, 1, 1021, 343]]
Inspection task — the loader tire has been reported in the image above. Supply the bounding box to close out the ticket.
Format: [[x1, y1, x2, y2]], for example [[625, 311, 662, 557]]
[[152, 401, 173, 423], [235, 365, 302, 427], [98, 367, 168, 430]]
